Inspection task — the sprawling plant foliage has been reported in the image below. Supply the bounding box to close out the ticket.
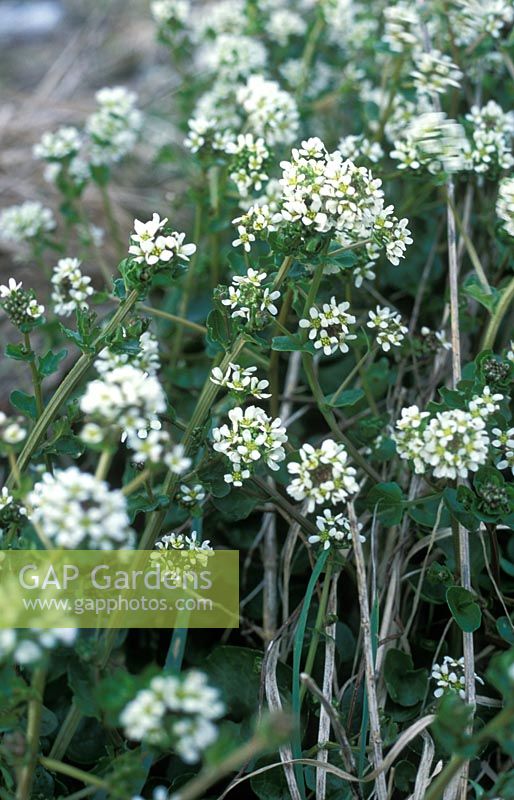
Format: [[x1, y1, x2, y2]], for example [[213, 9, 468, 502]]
[[1, 1, 514, 798]]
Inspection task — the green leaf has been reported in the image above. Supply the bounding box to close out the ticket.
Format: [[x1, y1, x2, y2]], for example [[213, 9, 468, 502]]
[[432, 693, 477, 757], [10, 390, 37, 420], [325, 388, 365, 408], [463, 274, 500, 313], [384, 649, 428, 706], [67, 661, 101, 719], [211, 487, 264, 520], [367, 482, 404, 525], [38, 348, 68, 377], [496, 617, 514, 645], [5, 343, 33, 363], [446, 586, 482, 632], [206, 308, 233, 351], [271, 334, 313, 353]]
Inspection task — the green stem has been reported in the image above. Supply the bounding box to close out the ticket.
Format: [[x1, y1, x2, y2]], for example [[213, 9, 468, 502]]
[[446, 191, 490, 294], [23, 333, 44, 418], [291, 550, 330, 799], [170, 201, 203, 364], [16, 666, 47, 800], [94, 449, 114, 481], [122, 468, 151, 496], [6, 289, 139, 487], [299, 561, 333, 705], [331, 348, 373, 405], [274, 255, 294, 290], [39, 757, 109, 790], [301, 354, 381, 484], [139, 304, 207, 334], [481, 273, 514, 351]]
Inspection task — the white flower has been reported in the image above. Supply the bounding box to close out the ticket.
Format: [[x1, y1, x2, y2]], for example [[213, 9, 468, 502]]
[[210, 363, 271, 399], [80, 365, 167, 458], [394, 406, 491, 480], [86, 86, 142, 166], [432, 656, 483, 700], [0, 629, 77, 666], [95, 330, 161, 376], [164, 444, 192, 475], [0, 201, 55, 243], [410, 50, 463, 97], [237, 75, 299, 146], [497, 177, 514, 237], [129, 214, 196, 268], [287, 440, 359, 513], [212, 405, 287, 483], [120, 670, 224, 761], [28, 467, 134, 549], [221, 269, 280, 324], [299, 297, 357, 356], [51, 257, 94, 317], [367, 306, 408, 351], [179, 484, 206, 506], [383, 3, 421, 52], [309, 509, 365, 550], [33, 126, 82, 161]]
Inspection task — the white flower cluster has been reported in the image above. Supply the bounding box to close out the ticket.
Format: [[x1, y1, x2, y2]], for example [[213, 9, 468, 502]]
[[87, 86, 142, 166], [80, 365, 167, 459], [33, 126, 82, 162], [497, 177, 514, 237], [120, 670, 224, 763], [233, 138, 412, 265], [287, 439, 359, 513], [178, 484, 206, 507], [266, 7, 307, 46], [464, 100, 514, 174], [367, 305, 408, 352], [51, 257, 94, 317], [237, 75, 300, 146], [151, 0, 190, 37], [95, 330, 161, 376], [0, 201, 55, 244], [153, 530, 213, 576], [225, 134, 269, 197], [451, 0, 514, 46], [410, 50, 463, 97], [221, 268, 280, 325], [199, 34, 268, 80], [210, 363, 271, 399], [0, 486, 26, 522], [299, 297, 357, 356], [337, 135, 384, 164], [432, 655, 483, 700], [212, 405, 287, 486], [0, 629, 76, 666], [0, 278, 44, 326], [28, 467, 134, 549], [394, 388, 503, 479], [129, 213, 196, 268], [383, 3, 421, 53], [308, 509, 365, 550], [492, 426, 514, 475], [391, 112, 468, 174], [0, 412, 27, 446]]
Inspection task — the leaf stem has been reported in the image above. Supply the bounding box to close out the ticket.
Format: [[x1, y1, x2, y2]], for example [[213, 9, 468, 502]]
[[16, 666, 47, 800], [481, 272, 514, 351]]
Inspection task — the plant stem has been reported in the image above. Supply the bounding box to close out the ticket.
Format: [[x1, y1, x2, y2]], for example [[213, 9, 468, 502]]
[[16, 666, 47, 800], [274, 255, 294, 290], [39, 757, 109, 790], [330, 348, 373, 405], [139, 304, 207, 334], [299, 561, 333, 705], [481, 272, 514, 351], [6, 289, 139, 487], [348, 503, 387, 800], [23, 333, 44, 418], [170, 201, 203, 364], [446, 191, 490, 294], [301, 354, 381, 483], [94, 449, 113, 481]]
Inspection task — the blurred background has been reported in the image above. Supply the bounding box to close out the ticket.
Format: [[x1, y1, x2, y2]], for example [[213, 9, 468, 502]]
[[0, 0, 186, 398]]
